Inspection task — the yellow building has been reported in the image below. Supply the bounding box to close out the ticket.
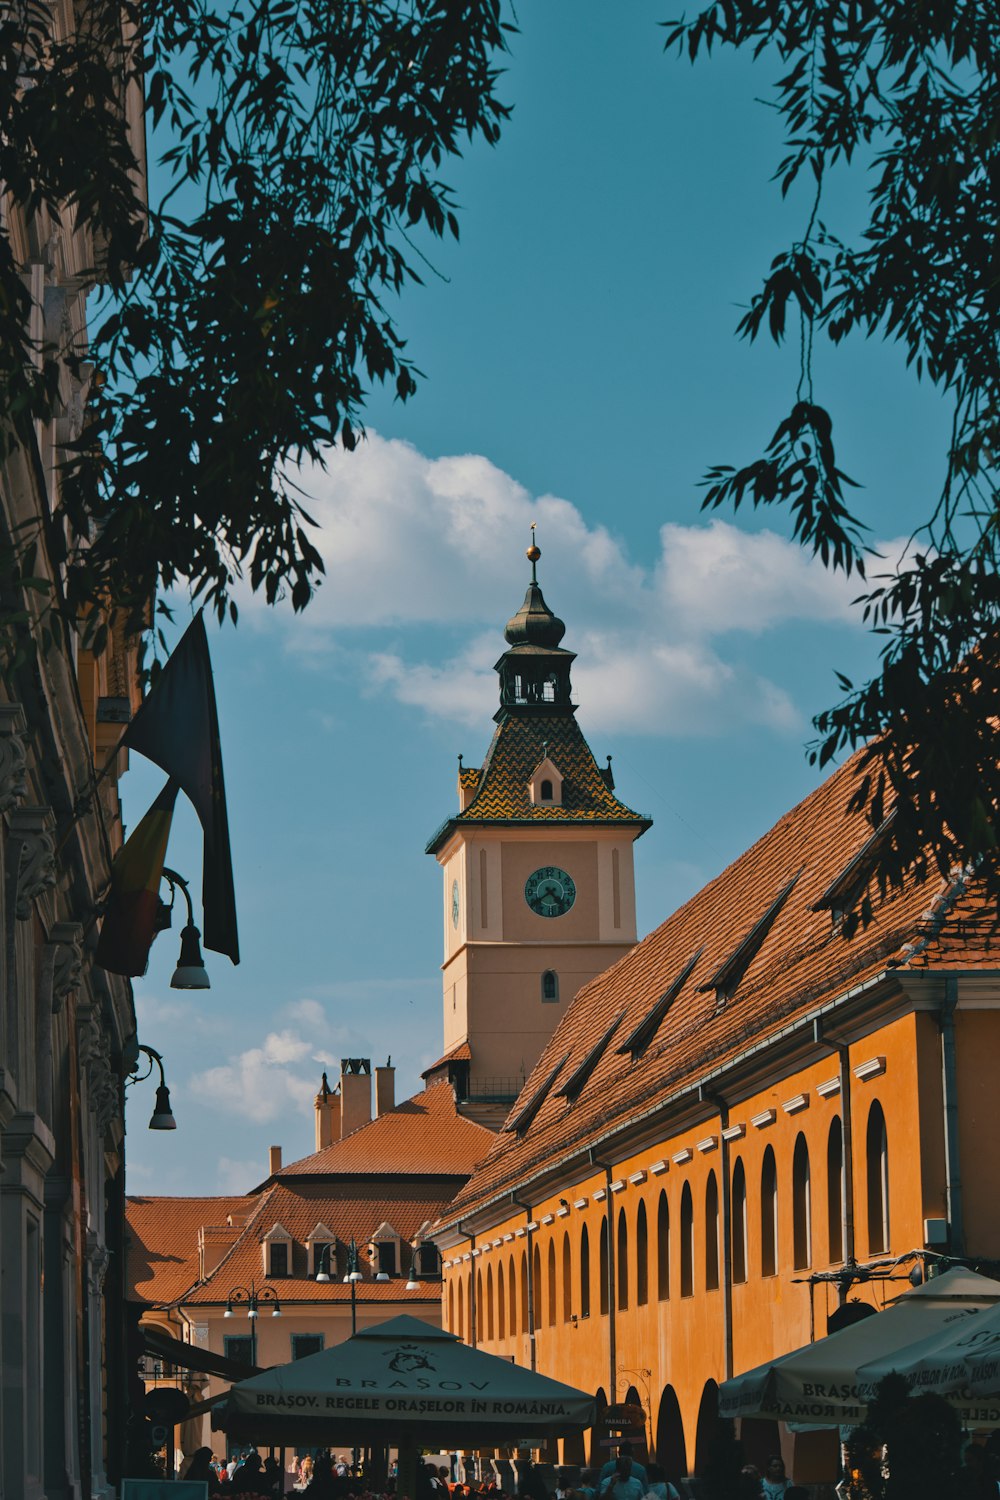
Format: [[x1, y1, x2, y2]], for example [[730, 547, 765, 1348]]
[[433, 705, 1000, 1486]]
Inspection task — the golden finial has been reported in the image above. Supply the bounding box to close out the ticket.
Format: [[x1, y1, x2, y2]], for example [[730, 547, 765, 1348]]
[[526, 521, 541, 581]]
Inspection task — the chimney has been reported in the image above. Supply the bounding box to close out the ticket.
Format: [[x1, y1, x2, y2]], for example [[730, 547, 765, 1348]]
[[339, 1058, 372, 1138], [375, 1060, 395, 1117], [268, 1145, 282, 1175], [314, 1072, 340, 1151]]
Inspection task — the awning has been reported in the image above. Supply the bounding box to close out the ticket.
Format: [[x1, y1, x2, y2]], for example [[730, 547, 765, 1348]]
[[141, 1323, 264, 1381]]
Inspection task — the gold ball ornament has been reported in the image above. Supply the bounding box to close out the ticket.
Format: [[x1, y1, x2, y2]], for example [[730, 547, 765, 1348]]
[[526, 545, 541, 562]]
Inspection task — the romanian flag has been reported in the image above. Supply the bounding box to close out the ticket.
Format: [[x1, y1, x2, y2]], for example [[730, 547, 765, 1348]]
[[122, 612, 239, 964], [95, 780, 179, 976]]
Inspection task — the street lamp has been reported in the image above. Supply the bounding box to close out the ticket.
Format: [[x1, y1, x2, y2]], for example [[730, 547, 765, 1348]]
[[223, 1282, 281, 1369], [129, 1044, 177, 1130], [162, 867, 210, 990], [343, 1238, 363, 1335], [315, 1243, 333, 1283], [405, 1255, 420, 1292]]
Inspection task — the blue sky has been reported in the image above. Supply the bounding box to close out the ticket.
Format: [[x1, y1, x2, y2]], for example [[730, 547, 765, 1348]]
[[124, 2, 950, 1194]]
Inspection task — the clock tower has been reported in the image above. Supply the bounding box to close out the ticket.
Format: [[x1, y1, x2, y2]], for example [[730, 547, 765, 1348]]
[[426, 539, 651, 1109]]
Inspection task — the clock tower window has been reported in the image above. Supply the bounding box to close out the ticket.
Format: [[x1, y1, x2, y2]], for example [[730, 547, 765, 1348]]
[[541, 970, 559, 1003]]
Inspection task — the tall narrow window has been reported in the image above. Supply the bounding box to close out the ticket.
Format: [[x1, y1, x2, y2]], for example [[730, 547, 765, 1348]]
[[547, 1240, 557, 1326], [458, 1277, 464, 1339], [617, 1208, 629, 1310], [599, 1218, 610, 1315], [520, 1252, 528, 1335], [732, 1158, 748, 1284], [532, 1243, 542, 1327], [705, 1172, 720, 1291], [542, 970, 559, 1003], [761, 1146, 778, 1277], [476, 1270, 483, 1341], [563, 1233, 573, 1322], [867, 1101, 890, 1254], [498, 1260, 506, 1339], [827, 1116, 845, 1264], [540, 779, 553, 800], [680, 1184, 694, 1297], [580, 1225, 591, 1318], [636, 1201, 649, 1305], [448, 1281, 455, 1331], [657, 1191, 670, 1301], [792, 1133, 812, 1270], [612, 848, 622, 928], [480, 847, 489, 928]]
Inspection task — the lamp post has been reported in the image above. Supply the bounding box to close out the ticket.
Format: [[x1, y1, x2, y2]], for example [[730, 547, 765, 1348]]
[[343, 1238, 363, 1336], [128, 1044, 178, 1130], [223, 1281, 281, 1370], [161, 866, 211, 990]]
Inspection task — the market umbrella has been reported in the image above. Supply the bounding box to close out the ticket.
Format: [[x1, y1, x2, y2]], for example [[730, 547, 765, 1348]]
[[719, 1267, 1000, 1427], [859, 1297, 1000, 1412], [214, 1315, 595, 1492]]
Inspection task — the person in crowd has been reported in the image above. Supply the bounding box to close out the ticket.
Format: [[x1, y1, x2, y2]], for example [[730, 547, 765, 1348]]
[[599, 1455, 644, 1500], [760, 1457, 792, 1499], [599, 1447, 647, 1490], [961, 1442, 1000, 1500], [642, 1462, 679, 1500], [554, 1468, 574, 1499], [231, 1452, 269, 1496], [183, 1448, 223, 1494], [577, 1469, 598, 1500], [737, 1465, 763, 1500]]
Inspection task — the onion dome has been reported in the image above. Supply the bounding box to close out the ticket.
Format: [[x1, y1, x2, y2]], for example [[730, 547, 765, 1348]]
[[504, 582, 566, 648]]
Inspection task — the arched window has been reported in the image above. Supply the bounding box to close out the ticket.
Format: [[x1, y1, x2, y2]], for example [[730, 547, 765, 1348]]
[[761, 1145, 778, 1277], [827, 1116, 844, 1264], [485, 1265, 494, 1340], [477, 1269, 484, 1342], [547, 1240, 557, 1326], [867, 1100, 890, 1254], [540, 779, 553, 800], [458, 1277, 464, 1339], [617, 1208, 629, 1310], [732, 1158, 748, 1284], [792, 1133, 812, 1270], [497, 1259, 506, 1339], [562, 1233, 572, 1322], [680, 1183, 694, 1297], [705, 1172, 720, 1291], [532, 1243, 542, 1327], [580, 1224, 591, 1318], [599, 1218, 610, 1315], [541, 970, 559, 1003], [657, 1190, 670, 1301], [448, 1280, 454, 1331], [636, 1201, 649, 1305], [519, 1251, 528, 1335]]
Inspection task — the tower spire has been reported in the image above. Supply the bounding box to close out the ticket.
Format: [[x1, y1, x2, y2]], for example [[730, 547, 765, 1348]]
[[527, 522, 540, 584]]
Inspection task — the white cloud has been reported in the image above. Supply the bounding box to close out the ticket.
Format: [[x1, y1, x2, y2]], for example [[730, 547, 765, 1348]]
[[245, 431, 888, 735], [217, 1157, 264, 1193]]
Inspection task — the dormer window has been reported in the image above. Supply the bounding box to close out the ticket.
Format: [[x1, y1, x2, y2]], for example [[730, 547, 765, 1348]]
[[528, 755, 563, 807], [306, 1224, 337, 1278], [262, 1222, 293, 1278], [369, 1221, 401, 1279]]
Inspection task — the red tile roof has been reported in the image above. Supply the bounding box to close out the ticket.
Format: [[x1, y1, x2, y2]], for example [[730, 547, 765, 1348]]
[[444, 746, 997, 1219], [278, 1082, 493, 1178], [427, 713, 649, 851], [127, 1196, 254, 1305], [422, 1040, 471, 1078]]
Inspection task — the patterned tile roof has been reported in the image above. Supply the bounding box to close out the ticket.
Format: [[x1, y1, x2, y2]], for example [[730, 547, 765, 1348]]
[[127, 1182, 459, 1309], [443, 745, 998, 1220], [126, 1196, 254, 1305], [421, 1040, 472, 1078], [427, 713, 650, 852], [277, 1082, 493, 1178]]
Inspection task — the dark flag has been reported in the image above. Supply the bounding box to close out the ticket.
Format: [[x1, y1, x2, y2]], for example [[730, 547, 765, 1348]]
[[123, 612, 239, 963], [96, 780, 179, 976]]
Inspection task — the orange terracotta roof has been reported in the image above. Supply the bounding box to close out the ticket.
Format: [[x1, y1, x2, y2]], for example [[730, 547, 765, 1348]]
[[427, 714, 649, 851], [421, 1040, 472, 1078], [127, 1195, 254, 1305], [278, 1082, 493, 1178], [445, 746, 997, 1219], [183, 1182, 455, 1306]]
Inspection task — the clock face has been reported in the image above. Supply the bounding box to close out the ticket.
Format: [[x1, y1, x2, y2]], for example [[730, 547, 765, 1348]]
[[451, 879, 460, 928], [525, 865, 576, 918]]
